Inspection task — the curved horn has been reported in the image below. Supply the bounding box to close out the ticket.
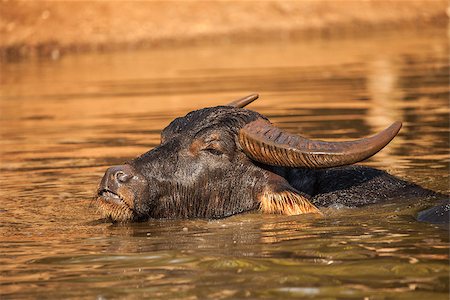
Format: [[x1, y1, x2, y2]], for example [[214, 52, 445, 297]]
[[226, 93, 259, 108], [239, 119, 402, 168]]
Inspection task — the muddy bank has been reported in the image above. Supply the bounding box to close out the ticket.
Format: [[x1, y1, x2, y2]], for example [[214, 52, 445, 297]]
[[0, 0, 447, 61]]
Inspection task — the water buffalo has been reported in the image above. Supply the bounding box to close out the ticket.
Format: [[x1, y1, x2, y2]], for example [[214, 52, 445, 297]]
[[96, 94, 448, 223]]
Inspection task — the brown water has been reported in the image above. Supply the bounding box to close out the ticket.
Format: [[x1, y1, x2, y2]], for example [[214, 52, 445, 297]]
[[1, 29, 449, 299]]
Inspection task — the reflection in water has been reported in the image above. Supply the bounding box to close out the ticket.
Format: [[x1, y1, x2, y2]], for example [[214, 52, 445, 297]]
[[366, 57, 404, 165], [0, 29, 448, 298]]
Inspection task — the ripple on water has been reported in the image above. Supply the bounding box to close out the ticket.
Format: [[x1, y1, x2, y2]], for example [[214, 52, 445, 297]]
[[0, 29, 449, 298]]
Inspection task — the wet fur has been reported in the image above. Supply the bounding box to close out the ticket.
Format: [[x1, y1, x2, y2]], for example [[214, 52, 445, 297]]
[[265, 165, 438, 207], [98, 105, 447, 222], [129, 107, 267, 219]]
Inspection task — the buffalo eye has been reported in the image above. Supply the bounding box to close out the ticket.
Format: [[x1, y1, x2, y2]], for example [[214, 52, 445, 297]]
[[202, 143, 225, 156], [189, 132, 229, 157], [203, 147, 223, 156]]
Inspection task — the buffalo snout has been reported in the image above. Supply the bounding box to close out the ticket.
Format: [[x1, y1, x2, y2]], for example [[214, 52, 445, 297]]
[[96, 164, 148, 221], [100, 165, 134, 190]]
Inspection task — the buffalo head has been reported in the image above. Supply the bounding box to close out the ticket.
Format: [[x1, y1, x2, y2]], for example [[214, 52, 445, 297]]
[[96, 94, 401, 222]]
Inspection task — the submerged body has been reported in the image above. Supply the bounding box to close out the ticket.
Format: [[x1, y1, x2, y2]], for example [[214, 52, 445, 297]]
[[96, 94, 447, 223], [267, 165, 436, 207]]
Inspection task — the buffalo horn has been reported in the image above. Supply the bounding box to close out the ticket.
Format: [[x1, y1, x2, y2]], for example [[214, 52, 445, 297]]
[[227, 94, 259, 108], [239, 119, 402, 168]]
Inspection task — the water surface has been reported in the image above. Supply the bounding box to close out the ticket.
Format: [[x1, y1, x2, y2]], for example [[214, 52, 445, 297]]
[[1, 29, 448, 299]]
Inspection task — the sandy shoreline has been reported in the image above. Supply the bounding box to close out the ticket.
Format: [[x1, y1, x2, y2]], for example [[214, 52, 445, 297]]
[[0, 0, 447, 61]]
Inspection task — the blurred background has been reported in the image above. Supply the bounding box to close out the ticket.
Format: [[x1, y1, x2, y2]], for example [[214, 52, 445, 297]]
[[0, 1, 449, 299], [0, 0, 447, 60]]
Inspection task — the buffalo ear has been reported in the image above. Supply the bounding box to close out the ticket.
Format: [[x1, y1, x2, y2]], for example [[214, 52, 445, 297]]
[[258, 176, 321, 215]]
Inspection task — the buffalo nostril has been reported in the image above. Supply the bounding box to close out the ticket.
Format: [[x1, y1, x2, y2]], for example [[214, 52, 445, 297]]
[[116, 171, 132, 183]]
